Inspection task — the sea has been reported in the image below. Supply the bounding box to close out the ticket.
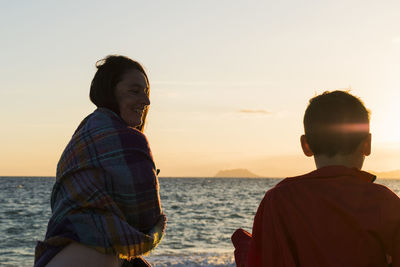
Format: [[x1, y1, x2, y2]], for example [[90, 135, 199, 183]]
[[1, 177, 399, 267]]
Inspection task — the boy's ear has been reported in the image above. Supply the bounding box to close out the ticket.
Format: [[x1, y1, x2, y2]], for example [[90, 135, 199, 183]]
[[300, 135, 314, 157], [362, 133, 371, 156]]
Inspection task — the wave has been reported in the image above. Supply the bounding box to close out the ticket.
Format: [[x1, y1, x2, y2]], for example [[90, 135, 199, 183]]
[[146, 251, 234, 267]]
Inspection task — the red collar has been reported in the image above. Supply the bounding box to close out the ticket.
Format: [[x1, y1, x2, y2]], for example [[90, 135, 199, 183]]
[[298, 165, 376, 183]]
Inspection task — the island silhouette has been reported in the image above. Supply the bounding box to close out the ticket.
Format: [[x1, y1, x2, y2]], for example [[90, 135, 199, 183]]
[[214, 169, 260, 178], [214, 168, 400, 179]]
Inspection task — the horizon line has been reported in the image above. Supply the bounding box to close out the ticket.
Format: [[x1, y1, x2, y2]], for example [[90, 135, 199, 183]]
[[1, 175, 399, 179]]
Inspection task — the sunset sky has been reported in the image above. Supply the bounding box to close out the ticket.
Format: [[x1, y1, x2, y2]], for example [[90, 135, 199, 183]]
[[1, 1, 400, 177]]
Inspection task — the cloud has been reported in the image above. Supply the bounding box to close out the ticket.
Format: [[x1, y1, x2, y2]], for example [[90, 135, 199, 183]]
[[238, 109, 271, 115], [152, 80, 274, 87]]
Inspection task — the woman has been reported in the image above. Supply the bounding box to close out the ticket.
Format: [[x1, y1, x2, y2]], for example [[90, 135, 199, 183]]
[[35, 55, 167, 267]]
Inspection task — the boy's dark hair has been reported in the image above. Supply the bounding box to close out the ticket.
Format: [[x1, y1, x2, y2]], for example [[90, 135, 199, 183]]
[[89, 55, 149, 132], [303, 90, 370, 157]]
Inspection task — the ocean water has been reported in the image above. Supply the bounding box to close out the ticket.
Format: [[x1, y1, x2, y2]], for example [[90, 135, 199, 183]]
[[0, 177, 399, 267]]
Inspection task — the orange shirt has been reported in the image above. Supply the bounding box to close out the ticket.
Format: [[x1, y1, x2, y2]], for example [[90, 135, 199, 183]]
[[233, 166, 400, 267]]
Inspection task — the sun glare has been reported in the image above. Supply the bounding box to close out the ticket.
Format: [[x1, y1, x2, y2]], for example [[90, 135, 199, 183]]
[[373, 104, 400, 145]]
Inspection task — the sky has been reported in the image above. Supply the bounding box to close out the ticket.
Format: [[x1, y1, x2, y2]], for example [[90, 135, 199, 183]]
[[1, 0, 400, 177]]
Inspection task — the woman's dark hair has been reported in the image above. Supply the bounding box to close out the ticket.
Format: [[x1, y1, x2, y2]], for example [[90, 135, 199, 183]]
[[90, 55, 150, 132], [303, 90, 370, 157]]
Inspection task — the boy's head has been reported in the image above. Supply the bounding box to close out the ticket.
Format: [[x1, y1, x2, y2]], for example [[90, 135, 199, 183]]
[[302, 90, 370, 159]]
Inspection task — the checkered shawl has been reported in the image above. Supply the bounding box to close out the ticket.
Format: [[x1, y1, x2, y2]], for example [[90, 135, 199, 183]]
[[34, 108, 166, 266]]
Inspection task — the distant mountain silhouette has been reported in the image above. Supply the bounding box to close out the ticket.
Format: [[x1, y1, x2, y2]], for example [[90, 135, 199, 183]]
[[214, 168, 400, 179], [215, 168, 260, 178], [369, 169, 400, 179]]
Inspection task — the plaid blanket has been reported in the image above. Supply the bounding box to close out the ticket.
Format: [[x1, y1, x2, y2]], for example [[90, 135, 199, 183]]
[[34, 108, 166, 266]]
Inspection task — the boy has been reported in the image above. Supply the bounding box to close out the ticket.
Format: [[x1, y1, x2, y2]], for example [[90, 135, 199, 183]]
[[232, 91, 400, 266]]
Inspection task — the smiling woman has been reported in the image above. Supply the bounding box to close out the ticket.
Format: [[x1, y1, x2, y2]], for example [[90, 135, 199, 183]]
[[34, 55, 166, 267]]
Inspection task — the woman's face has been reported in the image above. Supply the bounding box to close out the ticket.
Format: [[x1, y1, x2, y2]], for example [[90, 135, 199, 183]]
[[114, 69, 150, 127]]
